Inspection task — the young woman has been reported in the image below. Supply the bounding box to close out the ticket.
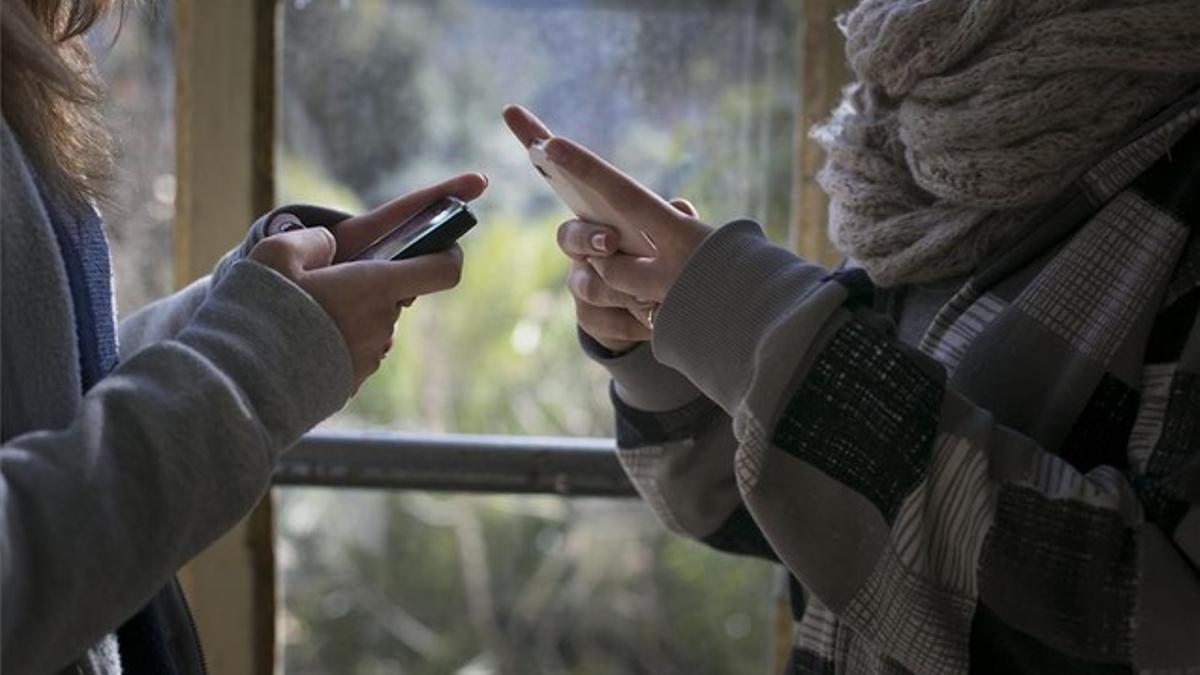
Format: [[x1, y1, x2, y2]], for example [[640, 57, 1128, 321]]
[[1, 1, 485, 673], [506, 0, 1200, 671]]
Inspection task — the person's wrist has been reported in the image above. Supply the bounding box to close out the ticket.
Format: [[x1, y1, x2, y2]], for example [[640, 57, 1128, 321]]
[[578, 328, 701, 412], [585, 330, 641, 357], [651, 220, 829, 409], [654, 217, 714, 303]]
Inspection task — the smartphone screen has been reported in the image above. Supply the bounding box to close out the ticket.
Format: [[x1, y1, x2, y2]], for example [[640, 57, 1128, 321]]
[[355, 197, 467, 261]]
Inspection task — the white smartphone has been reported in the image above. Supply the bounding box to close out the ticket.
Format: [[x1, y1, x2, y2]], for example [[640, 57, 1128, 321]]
[[528, 139, 657, 257]]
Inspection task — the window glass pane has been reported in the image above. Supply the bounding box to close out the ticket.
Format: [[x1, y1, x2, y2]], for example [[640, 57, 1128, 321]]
[[91, 4, 176, 316], [278, 489, 778, 674], [279, 0, 799, 435]]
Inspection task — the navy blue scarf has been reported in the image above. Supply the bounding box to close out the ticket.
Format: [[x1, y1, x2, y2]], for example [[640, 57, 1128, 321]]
[[38, 182, 179, 675]]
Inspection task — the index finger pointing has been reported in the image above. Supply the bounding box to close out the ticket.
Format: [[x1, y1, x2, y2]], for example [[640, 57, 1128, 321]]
[[502, 104, 554, 148]]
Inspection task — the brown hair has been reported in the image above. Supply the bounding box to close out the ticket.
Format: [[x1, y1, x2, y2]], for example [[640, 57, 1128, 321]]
[[1, 0, 122, 205]]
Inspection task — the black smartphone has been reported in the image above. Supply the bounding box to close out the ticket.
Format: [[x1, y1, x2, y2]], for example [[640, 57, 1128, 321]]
[[352, 197, 477, 261]]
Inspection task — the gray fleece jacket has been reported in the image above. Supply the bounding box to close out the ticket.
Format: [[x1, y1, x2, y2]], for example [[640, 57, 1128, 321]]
[[0, 119, 355, 674]]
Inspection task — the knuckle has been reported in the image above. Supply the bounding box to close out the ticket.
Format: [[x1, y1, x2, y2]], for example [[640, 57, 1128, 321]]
[[314, 227, 337, 257], [250, 236, 288, 262], [573, 297, 599, 324], [580, 304, 611, 335], [249, 238, 295, 273], [557, 220, 583, 254], [606, 313, 635, 341], [581, 271, 606, 304], [589, 259, 611, 284], [441, 258, 464, 288], [609, 316, 634, 341], [556, 221, 572, 250], [566, 266, 587, 299]]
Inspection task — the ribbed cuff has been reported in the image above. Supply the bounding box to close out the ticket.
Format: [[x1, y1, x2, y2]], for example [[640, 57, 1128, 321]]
[[212, 204, 353, 286], [651, 220, 830, 410], [578, 329, 703, 412], [177, 260, 354, 453]]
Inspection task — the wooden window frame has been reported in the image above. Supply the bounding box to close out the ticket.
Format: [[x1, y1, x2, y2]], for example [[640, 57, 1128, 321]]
[[174, 2, 278, 673]]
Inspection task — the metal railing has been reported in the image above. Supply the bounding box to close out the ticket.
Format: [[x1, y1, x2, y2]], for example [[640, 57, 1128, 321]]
[[275, 430, 637, 497]]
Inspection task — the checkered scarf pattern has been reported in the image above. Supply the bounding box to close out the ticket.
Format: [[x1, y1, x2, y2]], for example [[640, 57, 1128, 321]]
[[607, 95, 1200, 673]]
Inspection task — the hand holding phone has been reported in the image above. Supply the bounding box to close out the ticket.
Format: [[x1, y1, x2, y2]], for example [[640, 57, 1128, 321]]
[[503, 104, 714, 353], [260, 174, 483, 386], [250, 225, 464, 388]]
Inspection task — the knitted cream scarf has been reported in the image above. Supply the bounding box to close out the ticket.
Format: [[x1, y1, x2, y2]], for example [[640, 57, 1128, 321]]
[[814, 0, 1200, 287]]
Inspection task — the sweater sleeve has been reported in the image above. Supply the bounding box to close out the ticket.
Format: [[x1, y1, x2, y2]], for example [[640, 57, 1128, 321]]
[[118, 204, 352, 356], [0, 260, 354, 675], [649, 220, 1200, 672], [580, 331, 779, 561]]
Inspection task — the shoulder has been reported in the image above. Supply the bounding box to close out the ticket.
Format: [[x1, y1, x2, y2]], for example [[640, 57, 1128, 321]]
[[1, 116, 49, 226]]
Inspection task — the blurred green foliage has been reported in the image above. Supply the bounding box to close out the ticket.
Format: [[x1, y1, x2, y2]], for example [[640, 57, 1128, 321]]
[[275, 0, 801, 672], [278, 492, 776, 675]]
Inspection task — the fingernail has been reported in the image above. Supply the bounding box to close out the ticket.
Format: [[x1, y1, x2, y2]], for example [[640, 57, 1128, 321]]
[[591, 233, 609, 253]]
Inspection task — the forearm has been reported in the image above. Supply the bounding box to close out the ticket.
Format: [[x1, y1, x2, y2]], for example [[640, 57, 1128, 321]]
[[651, 221, 1200, 669], [118, 276, 211, 356], [1, 260, 353, 674], [118, 203, 352, 356], [582, 332, 777, 560]]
